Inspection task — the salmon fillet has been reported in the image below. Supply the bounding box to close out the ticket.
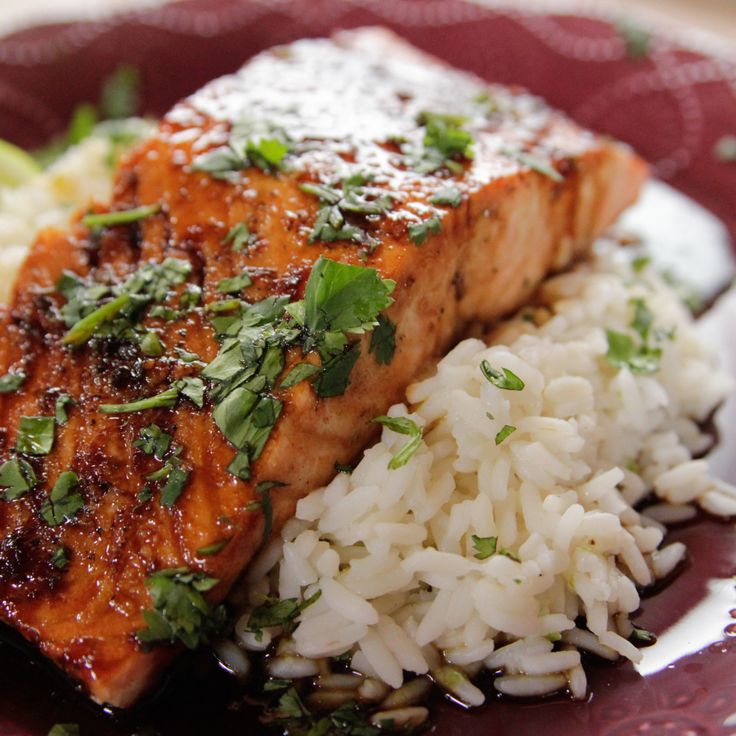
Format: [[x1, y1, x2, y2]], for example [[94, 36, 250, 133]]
[[0, 28, 647, 708]]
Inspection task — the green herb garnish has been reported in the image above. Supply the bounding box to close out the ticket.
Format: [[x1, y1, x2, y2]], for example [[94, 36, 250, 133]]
[[217, 271, 253, 294], [429, 186, 463, 207], [412, 111, 474, 174], [500, 147, 563, 182], [15, 416, 55, 455], [372, 415, 423, 469], [248, 590, 321, 640], [300, 171, 393, 247], [99, 386, 180, 414], [495, 424, 517, 445], [408, 214, 442, 245], [480, 360, 525, 390], [136, 567, 226, 650], [631, 255, 651, 273], [632, 627, 656, 643], [82, 203, 160, 230], [51, 546, 69, 570], [59, 257, 191, 348], [279, 362, 321, 389], [368, 314, 396, 365], [618, 19, 650, 60], [222, 222, 256, 252], [54, 394, 75, 425], [41, 471, 84, 526], [472, 534, 498, 560], [160, 467, 190, 507], [196, 539, 231, 557], [0, 371, 25, 393], [100, 64, 140, 120], [605, 329, 661, 375], [0, 457, 37, 500], [133, 424, 172, 458]]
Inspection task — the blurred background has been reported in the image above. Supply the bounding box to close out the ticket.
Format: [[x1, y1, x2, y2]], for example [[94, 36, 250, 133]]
[[1, 0, 735, 41]]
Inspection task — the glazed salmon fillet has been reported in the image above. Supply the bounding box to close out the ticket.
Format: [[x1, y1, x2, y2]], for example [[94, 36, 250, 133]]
[[0, 29, 647, 707]]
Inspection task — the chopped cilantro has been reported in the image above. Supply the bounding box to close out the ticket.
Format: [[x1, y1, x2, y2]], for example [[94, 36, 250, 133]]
[[372, 415, 423, 469], [314, 344, 360, 398], [605, 329, 661, 375], [334, 461, 355, 474], [136, 567, 226, 650], [480, 360, 525, 390], [0, 457, 37, 500], [196, 539, 231, 557], [500, 147, 563, 182], [429, 186, 463, 207], [51, 546, 69, 569], [59, 257, 192, 348], [178, 377, 205, 408], [244, 136, 289, 172], [472, 534, 498, 560], [160, 466, 190, 507], [279, 362, 321, 389], [54, 394, 75, 425], [175, 348, 202, 364], [631, 627, 656, 643], [133, 424, 172, 459], [217, 271, 252, 294], [300, 172, 393, 246], [0, 371, 25, 393], [498, 548, 521, 562], [223, 222, 255, 252], [82, 204, 160, 230], [412, 111, 474, 174], [139, 330, 164, 357], [630, 298, 654, 341], [247, 590, 321, 640], [631, 255, 651, 273], [408, 214, 442, 245], [99, 386, 180, 414], [368, 314, 396, 365], [15, 415, 55, 455], [41, 471, 84, 526], [495, 424, 517, 445]]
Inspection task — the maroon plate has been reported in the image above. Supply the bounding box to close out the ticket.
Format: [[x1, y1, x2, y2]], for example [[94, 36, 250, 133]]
[[1, 2, 735, 735]]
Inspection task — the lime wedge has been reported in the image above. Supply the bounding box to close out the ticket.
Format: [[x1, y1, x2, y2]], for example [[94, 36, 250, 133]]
[[0, 138, 42, 187]]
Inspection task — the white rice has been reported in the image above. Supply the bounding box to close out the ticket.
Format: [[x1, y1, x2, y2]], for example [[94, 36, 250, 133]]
[[237, 243, 736, 706]]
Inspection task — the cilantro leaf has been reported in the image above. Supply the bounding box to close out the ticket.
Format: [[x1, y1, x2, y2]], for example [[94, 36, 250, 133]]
[[41, 471, 84, 526], [0, 371, 25, 393], [302, 256, 396, 337], [51, 546, 69, 569], [429, 186, 463, 207], [472, 534, 498, 560], [369, 314, 396, 365], [501, 147, 564, 182], [15, 416, 55, 455], [495, 424, 516, 445], [412, 111, 474, 174], [54, 394, 75, 425], [480, 360, 525, 390], [196, 539, 231, 557], [178, 377, 205, 408], [217, 271, 252, 294], [372, 415, 423, 469], [222, 222, 255, 252], [133, 424, 172, 458], [82, 204, 160, 230], [100, 63, 140, 119], [630, 298, 654, 341], [99, 385, 180, 414], [160, 466, 190, 507], [48, 725, 80, 736], [136, 567, 226, 650], [605, 329, 661, 375], [315, 344, 361, 398], [248, 590, 321, 639], [0, 457, 37, 500], [408, 215, 442, 245], [280, 362, 321, 389]]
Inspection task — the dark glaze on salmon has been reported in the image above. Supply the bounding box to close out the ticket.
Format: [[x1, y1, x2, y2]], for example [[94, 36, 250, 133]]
[[0, 29, 647, 707]]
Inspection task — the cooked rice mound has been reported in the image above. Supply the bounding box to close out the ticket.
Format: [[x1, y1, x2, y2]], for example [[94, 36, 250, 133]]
[[237, 242, 736, 706]]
